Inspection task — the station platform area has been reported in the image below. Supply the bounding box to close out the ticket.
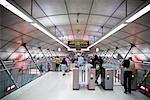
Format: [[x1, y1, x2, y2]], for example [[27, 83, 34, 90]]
[[1, 71, 149, 100]]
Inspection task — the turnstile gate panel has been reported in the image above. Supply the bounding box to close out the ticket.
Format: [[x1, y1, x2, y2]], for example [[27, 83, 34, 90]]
[[73, 68, 79, 90], [101, 67, 113, 90]]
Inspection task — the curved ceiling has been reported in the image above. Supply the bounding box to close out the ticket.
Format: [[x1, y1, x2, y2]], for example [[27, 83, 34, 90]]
[[0, 0, 150, 60]]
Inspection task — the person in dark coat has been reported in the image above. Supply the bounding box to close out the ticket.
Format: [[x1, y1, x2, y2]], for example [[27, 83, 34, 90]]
[[61, 58, 68, 76], [92, 55, 101, 84]]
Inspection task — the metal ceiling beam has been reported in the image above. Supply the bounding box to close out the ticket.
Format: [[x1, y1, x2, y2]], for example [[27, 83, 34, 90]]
[[33, 0, 67, 41], [64, 0, 75, 40], [98, 0, 126, 32], [82, 0, 95, 39], [36, 13, 122, 20], [0, 29, 37, 49], [1, 25, 59, 48]]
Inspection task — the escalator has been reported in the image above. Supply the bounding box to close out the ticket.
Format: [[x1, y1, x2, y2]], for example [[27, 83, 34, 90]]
[[138, 68, 150, 97]]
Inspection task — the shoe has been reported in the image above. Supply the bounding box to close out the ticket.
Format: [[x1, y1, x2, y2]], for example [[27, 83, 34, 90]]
[[124, 91, 127, 94], [95, 80, 98, 84], [62, 73, 66, 76]]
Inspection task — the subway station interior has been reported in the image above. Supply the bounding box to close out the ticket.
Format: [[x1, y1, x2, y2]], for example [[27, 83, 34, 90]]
[[0, 0, 150, 100]]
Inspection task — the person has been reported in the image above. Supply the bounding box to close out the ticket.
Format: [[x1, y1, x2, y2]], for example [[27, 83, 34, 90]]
[[65, 56, 71, 71], [61, 57, 68, 76], [55, 56, 61, 71], [122, 57, 135, 94], [78, 55, 84, 67], [92, 55, 100, 85]]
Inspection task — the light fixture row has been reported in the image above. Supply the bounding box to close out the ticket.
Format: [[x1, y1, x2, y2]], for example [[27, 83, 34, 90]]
[[87, 2, 150, 49], [0, 0, 150, 52], [0, 0, 70, 50]]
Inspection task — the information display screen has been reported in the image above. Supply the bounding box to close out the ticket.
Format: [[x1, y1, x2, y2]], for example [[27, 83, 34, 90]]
[[68, 40, 89, 48]]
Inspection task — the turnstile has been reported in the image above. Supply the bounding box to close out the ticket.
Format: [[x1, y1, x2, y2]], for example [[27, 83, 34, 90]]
[[101, 67, 113, 90], [72, 64, 95, 90], [73, 68, 79, 90], [87, 68, 95, 90]]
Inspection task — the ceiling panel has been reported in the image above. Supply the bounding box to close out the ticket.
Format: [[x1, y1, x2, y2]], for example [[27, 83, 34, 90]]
[[124, 36, 145, 45], [112, 31, 130, 39], [37, 17, 53, 27], [72, 24, 85, 34], [105, 17, 121, 28], [0, 40, 8, 49], [70, 15, 88, 25], [111, 42, 121, 47], [136, 30, 150, 42], [88, 15, 108, 26], [32, 1, 45, 18], [135, 12, 150, 27], [86, 25, 99, 32], [126, 0, 145, 16], [106, 36, 119, 42], [50, 15, 69, 25], [122, 23, 148, 35], [136, 44, 150, 53], [35, 0, 67, 15], [92, 0, 123, 16], [9, 22, 36, 34], [0, 28, 21, 41], [66, 0, 93, 13], [14, 0, 31, 14], [12, 35, 33, 44], [1, 7, 23, 26], [112, 1, 126, 19], [116, 40, 130, 47], [131, 47, 142, 54], [88, 31, 102, 37], [1, 42, 19, 53], [26, 39, 45, 47], [101, 39, 112, 45]]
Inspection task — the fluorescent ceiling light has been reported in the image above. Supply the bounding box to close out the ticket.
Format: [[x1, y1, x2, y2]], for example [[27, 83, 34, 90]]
[[31, 23, 56, 40], [126, 4, 150, 23], [0, 0, 33, 22], [0, 0, 70, 49], [88, 23, 127, 49], [67, 48, 76, 51], [81, 48, 89, 52], [31, 23, 69, 49]]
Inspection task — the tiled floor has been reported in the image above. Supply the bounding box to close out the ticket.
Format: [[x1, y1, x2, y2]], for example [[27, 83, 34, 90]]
[[1, 71, 149, 100]]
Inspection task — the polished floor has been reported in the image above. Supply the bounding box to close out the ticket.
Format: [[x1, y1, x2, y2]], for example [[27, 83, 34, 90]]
[[1, 71, 149, 100]]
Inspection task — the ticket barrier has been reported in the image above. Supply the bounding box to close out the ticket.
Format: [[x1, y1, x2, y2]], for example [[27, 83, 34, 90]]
[[121, 67, 137, 90], [72, 66, 95, 90], [87, 68, 95, 90], [101, 67, 113, 90], [73, 68, 79, 90]]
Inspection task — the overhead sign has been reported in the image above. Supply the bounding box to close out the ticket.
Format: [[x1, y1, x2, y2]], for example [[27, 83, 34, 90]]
[[68, 40, 89, 48]]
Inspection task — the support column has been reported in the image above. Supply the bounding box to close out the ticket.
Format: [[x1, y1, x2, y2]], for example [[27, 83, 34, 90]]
[[38, 47, 49, 64], [38, 47, 50, 71], [123, 43, 135, 60], [111, 47, 119, 58], [0, 58, 19, 89], [22, 43, 41, 72]]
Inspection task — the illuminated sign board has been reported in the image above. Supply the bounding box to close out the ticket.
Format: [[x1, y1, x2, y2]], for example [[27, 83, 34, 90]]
[[68, 40, 89, 49]]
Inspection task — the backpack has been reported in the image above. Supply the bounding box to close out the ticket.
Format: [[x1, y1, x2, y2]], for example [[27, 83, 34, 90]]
[[122, 60, 130, 68]]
